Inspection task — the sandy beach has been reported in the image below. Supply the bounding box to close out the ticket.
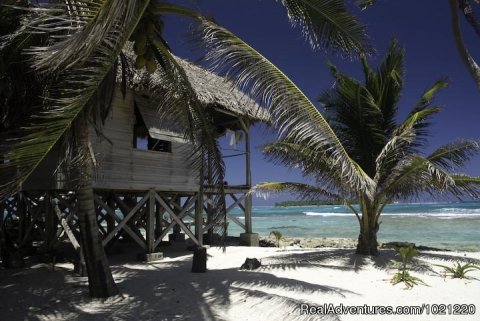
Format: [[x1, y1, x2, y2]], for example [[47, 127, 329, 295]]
[[1, 241, 479, 321]]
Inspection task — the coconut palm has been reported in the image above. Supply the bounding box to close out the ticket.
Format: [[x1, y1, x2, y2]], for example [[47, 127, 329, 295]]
[[1, 1, 372, 297], [257, 40, 480, 255]]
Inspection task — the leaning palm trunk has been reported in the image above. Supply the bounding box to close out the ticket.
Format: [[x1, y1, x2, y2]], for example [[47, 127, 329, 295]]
[[76, 113, 118, 298]]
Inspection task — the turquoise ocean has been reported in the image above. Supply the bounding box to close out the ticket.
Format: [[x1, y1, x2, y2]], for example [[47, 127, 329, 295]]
[[228, 201, 480, 251]]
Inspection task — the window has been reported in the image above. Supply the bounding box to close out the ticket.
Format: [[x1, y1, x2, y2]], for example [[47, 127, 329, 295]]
[[133, 104, 172, 153]]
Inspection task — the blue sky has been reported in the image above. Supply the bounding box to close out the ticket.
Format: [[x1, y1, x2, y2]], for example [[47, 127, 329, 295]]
[[163, 0, 480, 205]]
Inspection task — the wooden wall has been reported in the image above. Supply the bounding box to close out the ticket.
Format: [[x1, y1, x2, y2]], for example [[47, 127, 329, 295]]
[[23, 87, 200, 192]]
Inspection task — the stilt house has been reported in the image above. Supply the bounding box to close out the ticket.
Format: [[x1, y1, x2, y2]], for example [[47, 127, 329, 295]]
[[1, 56, 268, 260]]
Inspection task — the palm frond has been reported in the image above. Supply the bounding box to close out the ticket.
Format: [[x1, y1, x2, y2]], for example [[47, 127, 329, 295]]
[[24, 0, 132, 72], [382, 156, 457, 200], [254, 181, 340, 200], [190, 18, 374, 197], [371, 40, 404, 134], [278, 0, 373, 55], [374, 125, 416, 186], [263, 141, 350, 196], [0, 0, 150, 201], [411, 80, 449, 114], [320, 60, 388, 176], [449, 174, 480, 198], [428, 139, 480, 171], [395, 106, 441, 150]]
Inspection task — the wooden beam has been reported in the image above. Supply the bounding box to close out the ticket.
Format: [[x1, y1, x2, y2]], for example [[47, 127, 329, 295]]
[[147, 189, 155, 253], [153, 195, 197, 248], [102, 192, 149, 246], [195, 191, 204, 246], [154, 193, 200, 246], [241, 120, 253, 234], [19, 197, 43, 247], [51, 199, 80, 250], [226, 193, 246, 215], [94, 195, 146, 250], [227, 213, 246, 230], [229, 193, 246, 213]]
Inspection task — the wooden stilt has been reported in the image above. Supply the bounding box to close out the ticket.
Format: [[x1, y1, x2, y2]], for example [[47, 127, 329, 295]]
[[146, 190, 155, 253], [243, 124, 253, 234], [155, 199, 162, 239], [195, 166, 204, 246], [106, 195, 115, 234], [44, 191, 57, 251]]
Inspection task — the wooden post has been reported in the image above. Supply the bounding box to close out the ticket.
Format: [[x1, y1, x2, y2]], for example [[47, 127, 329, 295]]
[[44, 191, 56, 251], [195, 162, 204, 246], [155, 198, 162, 239], [191, 246, 207, 273], [106, 194, 115, 234], [206, 153, 213, 242], [242, 121, 253, 234], [147, 190, 155, 253]]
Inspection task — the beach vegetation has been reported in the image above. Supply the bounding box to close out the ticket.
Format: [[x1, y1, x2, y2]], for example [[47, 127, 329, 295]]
[[1, 0, 370, 296], [270, 230, 283, 247], [436, 261, 480, 279], [390, 245, 427, 288], [256, 40, 480, 256]]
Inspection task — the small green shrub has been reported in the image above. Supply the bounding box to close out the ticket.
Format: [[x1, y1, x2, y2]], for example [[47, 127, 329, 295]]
[[269, 230, 283, 248], [390, 245, 427, 288], [435, 261, 480, 279]]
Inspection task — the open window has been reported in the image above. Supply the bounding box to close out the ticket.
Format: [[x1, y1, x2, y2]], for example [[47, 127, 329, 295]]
[[133, 102, 172, 153]]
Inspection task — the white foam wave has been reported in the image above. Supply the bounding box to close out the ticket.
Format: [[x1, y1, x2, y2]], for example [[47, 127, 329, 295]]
[[303, 211, 480, 218], [304, 212, 353, 217], [433, 208, 480, 214]]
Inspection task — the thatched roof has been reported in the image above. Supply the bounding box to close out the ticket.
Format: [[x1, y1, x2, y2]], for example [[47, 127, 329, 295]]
[[121, 50, 270, 124]]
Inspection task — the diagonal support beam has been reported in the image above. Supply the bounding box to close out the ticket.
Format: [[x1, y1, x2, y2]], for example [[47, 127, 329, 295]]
[[154, 193, 200, 246], [102, 193, 149, 246], [227, 213, 246, 230], [51, 200, 80, 250], [94, 195, 146, 250], [228, 193, 246, 213], [154, 195, 198, 248]]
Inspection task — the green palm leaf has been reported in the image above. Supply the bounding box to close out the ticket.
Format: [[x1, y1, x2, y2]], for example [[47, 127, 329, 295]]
[[383, 156, 457, 199], [0, 0, 151, 200], [263, 141, 349, 195], [195, 18, 375, 197], [449, 174, 480, 198], [26, 0, 136, 72], [374, 124, 416, 186], [428, 140, 480, 171], [279, 0, 373, 55], [254, 181, 340, 200]]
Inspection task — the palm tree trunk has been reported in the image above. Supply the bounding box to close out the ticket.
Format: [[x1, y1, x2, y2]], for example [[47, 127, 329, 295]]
[[76, 112, 119, 298], [356, 199, 379, 256]]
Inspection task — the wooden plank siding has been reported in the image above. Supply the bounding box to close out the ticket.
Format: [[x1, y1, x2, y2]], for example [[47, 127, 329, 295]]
[[23, 88, 200, 192]]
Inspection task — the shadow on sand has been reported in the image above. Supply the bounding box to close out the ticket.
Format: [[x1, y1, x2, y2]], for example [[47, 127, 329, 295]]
[[0, 245, 478, 321]]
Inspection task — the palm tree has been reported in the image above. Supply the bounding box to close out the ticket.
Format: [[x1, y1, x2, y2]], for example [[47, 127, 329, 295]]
[[257, 41, 480, 255], [1, 1, 372, 296]]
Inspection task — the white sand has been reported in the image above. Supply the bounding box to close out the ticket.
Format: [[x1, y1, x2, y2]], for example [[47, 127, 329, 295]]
[[0, 245, 479, 321]]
